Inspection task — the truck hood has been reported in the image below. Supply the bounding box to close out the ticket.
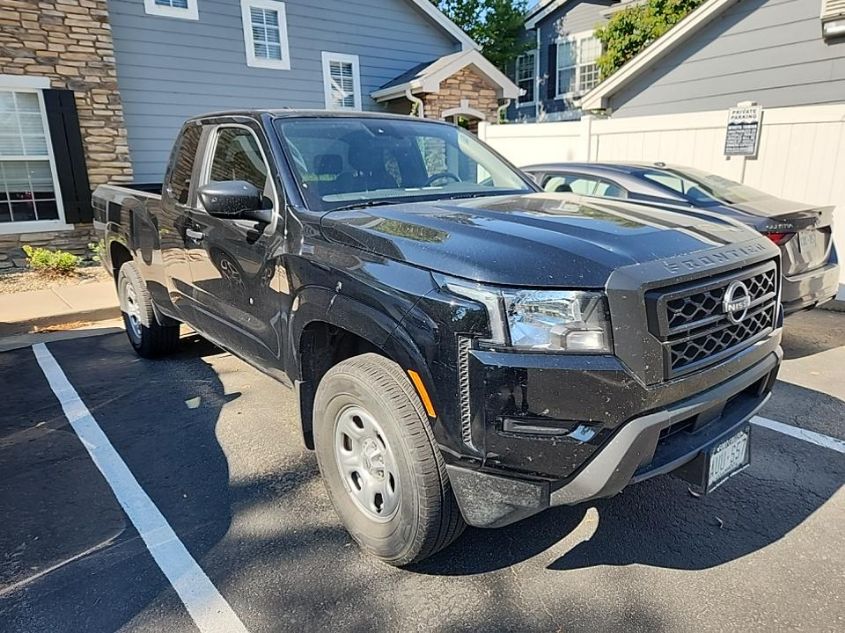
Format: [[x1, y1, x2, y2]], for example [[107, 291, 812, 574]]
[[319, 193, 761, 287]]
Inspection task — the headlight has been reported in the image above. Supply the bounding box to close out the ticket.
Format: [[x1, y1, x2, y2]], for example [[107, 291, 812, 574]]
[[446, 282, 612, 353]]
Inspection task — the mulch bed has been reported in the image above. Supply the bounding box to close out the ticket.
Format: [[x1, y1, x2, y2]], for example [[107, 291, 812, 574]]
[[0, 266, 112, 295]]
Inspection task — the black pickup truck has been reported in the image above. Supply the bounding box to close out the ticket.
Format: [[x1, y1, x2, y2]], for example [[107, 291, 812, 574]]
[[94, 111, 783, 565]]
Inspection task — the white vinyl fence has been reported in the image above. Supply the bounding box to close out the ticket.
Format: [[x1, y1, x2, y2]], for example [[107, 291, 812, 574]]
[[479, 104, 845, 298]]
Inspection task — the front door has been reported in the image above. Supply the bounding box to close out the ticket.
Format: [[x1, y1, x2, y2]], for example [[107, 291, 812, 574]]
[[185, 123, 289, 369]]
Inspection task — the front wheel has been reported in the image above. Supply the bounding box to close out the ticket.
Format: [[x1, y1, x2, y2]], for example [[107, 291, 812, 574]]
[[313, 354, 465, 566], [117, 262, 180, 358]]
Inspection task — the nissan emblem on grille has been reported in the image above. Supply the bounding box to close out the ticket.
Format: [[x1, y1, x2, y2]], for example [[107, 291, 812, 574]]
[[652, 262, 777, 378], [722, 280, 752, 324]]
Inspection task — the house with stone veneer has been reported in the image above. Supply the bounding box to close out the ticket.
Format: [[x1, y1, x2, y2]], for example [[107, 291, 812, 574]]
[[0, 0, 518, 269]]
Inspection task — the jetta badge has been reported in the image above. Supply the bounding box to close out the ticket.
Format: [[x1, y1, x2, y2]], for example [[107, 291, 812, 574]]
[[723, 280, 751, 323]]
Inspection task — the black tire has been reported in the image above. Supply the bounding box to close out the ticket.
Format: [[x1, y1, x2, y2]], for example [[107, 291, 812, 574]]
[[117, 262, 180, 358], [313, 353, 465, 566]]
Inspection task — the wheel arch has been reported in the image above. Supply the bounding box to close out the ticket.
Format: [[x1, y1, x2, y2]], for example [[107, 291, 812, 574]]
[[290, 289, 436, 449]]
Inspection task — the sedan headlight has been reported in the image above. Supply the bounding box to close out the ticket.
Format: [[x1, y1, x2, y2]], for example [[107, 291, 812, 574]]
[[446, 282, 612, 353]]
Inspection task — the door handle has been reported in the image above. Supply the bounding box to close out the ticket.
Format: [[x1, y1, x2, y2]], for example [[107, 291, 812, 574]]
[[186, 228, 204, 241]]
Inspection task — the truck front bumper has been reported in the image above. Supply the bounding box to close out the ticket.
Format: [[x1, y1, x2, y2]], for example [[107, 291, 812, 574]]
[[446, 347, 781, 528]]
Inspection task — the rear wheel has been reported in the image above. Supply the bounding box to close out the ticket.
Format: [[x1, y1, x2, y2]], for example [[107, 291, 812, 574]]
[[314, 353, 465, 566], [117, 262, 180, 358]]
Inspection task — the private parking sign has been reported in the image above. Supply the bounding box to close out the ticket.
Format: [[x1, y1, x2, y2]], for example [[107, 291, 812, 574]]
[[724, 104, 762, 157]]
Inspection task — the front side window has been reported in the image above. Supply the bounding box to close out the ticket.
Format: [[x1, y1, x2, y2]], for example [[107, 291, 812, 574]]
[[143, 0, 199, 20], [515, 52, 536, 104], [0, 89, 61, 225], [274, 117, 533, 212], [556, 32, 601, 97], [241, 0, 290, 70], [207, 127, 269, 193], [322, 53, 361, 111]]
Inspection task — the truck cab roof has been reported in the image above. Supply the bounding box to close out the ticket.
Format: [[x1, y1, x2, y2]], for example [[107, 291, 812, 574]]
[[185, 109, 444, 125]]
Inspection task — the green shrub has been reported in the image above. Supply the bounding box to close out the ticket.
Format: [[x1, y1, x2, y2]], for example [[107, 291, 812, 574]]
[[88, 240, 105, 263], [22, 245, 80, 276], [595, 0, 704, 80]]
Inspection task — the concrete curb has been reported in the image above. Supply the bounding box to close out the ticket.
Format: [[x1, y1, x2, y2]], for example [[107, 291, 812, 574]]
[[0, 280, 120, 337], [0, 306, 122, 337], [0, 319, 124, 353]]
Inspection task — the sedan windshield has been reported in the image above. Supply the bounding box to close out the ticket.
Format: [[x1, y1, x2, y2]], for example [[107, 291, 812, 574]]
[[274, 117, 534, 211]]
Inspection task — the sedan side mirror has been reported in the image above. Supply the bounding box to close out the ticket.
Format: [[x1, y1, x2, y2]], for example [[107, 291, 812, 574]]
[[198, 180, 273, 224]]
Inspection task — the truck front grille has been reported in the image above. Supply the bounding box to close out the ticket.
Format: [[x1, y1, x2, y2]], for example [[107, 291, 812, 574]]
[[648, 261, 778, 378]]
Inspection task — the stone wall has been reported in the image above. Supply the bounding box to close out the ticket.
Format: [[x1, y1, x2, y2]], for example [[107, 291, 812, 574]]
[[0, 225, 97, 270], [422, 66, 500, 130], [0, 0, 132, 268]]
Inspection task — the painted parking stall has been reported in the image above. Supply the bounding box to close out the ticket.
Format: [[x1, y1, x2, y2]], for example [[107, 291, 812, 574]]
[[32, 343, 248, 633], [1, 315, 843, 632]]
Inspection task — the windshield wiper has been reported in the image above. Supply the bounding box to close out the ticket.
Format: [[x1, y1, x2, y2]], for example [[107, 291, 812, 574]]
[[328, 199, 399, 212], [442, 189, 526, 201]]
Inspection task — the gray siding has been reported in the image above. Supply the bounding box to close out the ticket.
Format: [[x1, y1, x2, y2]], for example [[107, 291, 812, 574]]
[[108, 0, 459, 181], [609, 0, 845, 117], [511, 0, 612, 121]]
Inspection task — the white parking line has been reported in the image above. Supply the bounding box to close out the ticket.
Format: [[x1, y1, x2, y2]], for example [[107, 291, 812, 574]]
[[751, 415, 845, 454], [32, 343, 249, 633]]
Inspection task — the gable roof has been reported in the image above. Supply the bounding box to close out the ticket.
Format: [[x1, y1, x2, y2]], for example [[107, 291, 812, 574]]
[[408, 0, 479, 50], [580, 0, 738, 111], [525, 0, 575, 29], [371, 49, 520, 101]]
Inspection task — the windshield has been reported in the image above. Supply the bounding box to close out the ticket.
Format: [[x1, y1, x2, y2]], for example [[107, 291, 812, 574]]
[[640, 165, 777, 207], [273, 117, 534, 211]]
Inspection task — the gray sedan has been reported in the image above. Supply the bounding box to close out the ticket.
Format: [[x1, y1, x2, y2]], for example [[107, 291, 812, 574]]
[[523, 162, 840, 314]]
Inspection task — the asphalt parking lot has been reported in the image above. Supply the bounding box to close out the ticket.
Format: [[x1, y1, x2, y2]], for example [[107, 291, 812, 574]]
[[1, 310, 843, 633]]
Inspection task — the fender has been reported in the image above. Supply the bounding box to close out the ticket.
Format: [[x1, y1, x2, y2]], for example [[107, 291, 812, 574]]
[[288, 285, 440, 448]]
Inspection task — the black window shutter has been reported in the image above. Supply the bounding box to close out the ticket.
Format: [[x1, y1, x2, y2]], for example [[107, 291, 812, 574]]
[[547, 43, 557, 99], [43, 89, 93, 224]]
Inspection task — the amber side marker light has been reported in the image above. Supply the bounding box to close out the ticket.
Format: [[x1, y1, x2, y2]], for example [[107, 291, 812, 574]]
[[407, 369, 437, 418]]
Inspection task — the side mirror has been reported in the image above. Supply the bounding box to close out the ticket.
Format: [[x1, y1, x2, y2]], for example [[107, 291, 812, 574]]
[[197, 180, 272, 223]]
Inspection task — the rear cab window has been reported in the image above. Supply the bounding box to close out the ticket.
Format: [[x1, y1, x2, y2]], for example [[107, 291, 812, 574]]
[[165, 124, 202, 205]]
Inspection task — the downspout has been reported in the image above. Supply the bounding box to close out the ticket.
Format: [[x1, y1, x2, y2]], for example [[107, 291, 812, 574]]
[[534, 26, 541, 121], [497, 99, 511, 124], [405, 88, 424, 118]]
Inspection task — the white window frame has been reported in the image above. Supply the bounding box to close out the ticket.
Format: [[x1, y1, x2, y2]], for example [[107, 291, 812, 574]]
[[555, 30, 601, 100], [515, 50, 537, 107], [321, 52, 362, 111], [0, 75, 71, 235], [143, 0, 199, 21], [241, 0, 291, 70]]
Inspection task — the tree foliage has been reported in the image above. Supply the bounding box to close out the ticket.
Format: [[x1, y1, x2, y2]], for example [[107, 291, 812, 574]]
[[431, 1, 529, 71], [595, 0, 704, 79]]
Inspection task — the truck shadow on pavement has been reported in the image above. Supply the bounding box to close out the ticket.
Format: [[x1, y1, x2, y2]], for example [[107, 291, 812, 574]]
[[413, 411, 843, 576]]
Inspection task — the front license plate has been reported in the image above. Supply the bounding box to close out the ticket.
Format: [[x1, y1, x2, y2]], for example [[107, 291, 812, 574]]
[[707, 428, 750, 492]]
